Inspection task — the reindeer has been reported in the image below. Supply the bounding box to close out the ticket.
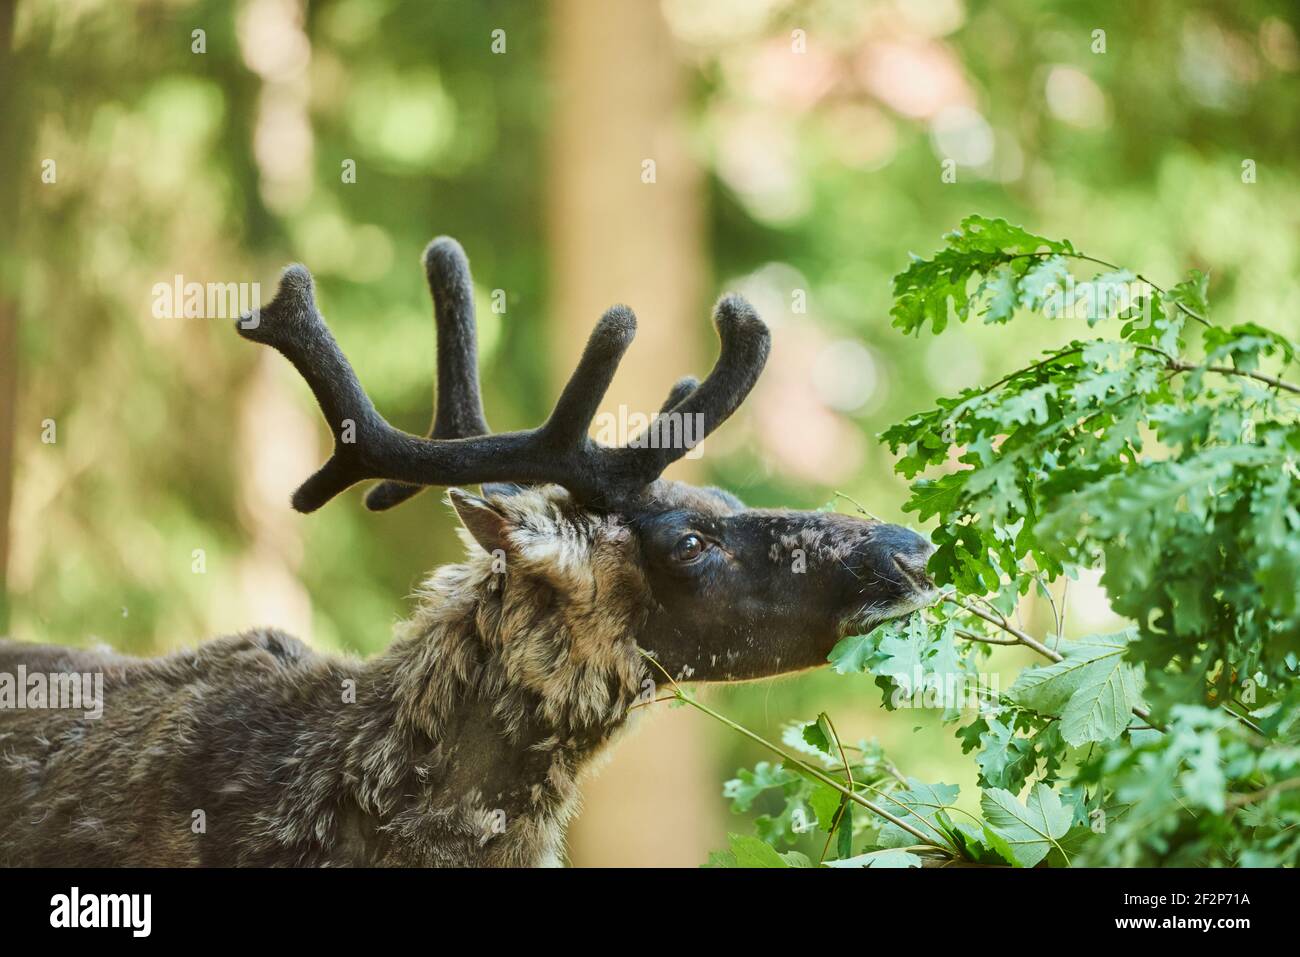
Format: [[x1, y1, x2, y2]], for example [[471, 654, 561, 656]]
[[0, 238, 936, 866]]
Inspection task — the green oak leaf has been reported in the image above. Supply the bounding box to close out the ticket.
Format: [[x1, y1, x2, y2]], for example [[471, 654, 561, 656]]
[[722, 761, 798, 812], [801, 713, 837, 757], [981, 784, 1073, 868], [808, 784, 844, 832], [824, 848, 923, 868], [1008, 631, 1144, 745], [877, 779, 961, 849], [975, 715, 1037, 790], [828, 632, 874, 674], [732, 834, 788, 867]]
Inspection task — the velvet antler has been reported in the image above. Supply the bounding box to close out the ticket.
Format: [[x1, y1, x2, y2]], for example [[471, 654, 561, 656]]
[[236, 238, 769, 512], [364, 239, 489, 511]]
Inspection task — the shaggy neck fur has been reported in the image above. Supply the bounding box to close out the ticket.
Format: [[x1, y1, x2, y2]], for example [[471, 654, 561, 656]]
[[254, 546, 652, 867]]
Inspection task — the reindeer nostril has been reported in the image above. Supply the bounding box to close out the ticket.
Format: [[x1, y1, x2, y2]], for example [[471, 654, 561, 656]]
[[892, 539, 936, 587], [864, 524, 936, 590]]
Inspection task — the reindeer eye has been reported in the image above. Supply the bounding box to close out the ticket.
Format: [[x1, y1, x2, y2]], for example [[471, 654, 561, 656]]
[[671, 534, 707, 563]]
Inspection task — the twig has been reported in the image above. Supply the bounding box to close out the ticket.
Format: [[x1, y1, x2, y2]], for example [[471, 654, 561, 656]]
[[638, 652, 953, 852], [1220, 703, 1266, 737], [833, 491, 885, 524], [954, 626, 1019, 646], [952, 596, 1063, 662], [1225, 777, 1300, 809], [1130, 343, 1300, 396], [881, 758, 909, 787], [1174, 360, 1300, 396], [818, 715, 855, 864], [952, 595, 1271, 742], [970, 345, 1084, 400], [823, 714, 855, 802], [948, 595, 1162, 730], [1008, 251, 1213, 328], [1037, 572, 1061, 649], [1057, 578, 1069, 653], [627, 695, 678, 713]]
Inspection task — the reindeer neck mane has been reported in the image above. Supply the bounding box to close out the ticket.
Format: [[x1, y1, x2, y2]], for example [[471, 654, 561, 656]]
[[319, 541, 651, 864], [381, 543, 652, 745]]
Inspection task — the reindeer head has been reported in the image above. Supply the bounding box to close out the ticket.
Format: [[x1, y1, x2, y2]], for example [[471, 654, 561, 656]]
[[237, 239, 935, 685]]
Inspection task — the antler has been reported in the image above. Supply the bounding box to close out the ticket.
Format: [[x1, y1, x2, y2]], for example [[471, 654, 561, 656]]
[[237, 238, 770, 512], [365, 239, 489, 511]]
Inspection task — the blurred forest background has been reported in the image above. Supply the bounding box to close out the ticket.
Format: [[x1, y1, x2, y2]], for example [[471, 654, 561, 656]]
[[1, 0, 1298, 865]]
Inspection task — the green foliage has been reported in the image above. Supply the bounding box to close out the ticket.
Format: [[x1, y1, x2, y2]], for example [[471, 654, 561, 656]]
[[713, 219, 1300, 867], [1008, 631, 1144, 746], [980, 784, 1073, 868]]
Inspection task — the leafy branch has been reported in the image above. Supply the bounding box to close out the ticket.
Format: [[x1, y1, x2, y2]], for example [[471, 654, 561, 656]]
[[945, 593, 1160, 730], [637, 651, 955, 858], [707, 217, 1300, 868]]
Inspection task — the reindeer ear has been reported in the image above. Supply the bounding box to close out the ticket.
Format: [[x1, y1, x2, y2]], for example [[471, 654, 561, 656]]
[[448, 488, 511, 554]]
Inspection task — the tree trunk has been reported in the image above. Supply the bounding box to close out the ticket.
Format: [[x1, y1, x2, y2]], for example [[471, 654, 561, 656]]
[[220, 0, 318, 644], [547, 0, 724, 867]]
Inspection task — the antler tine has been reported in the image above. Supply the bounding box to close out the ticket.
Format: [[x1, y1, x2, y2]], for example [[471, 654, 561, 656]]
[[657, 376, 699, 414], [238, 266, 386, 512], [621, 294, 770, 483], [425, 238, 491, 438], [541, 305, 637, 448], [366, 238, 489, 512]]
